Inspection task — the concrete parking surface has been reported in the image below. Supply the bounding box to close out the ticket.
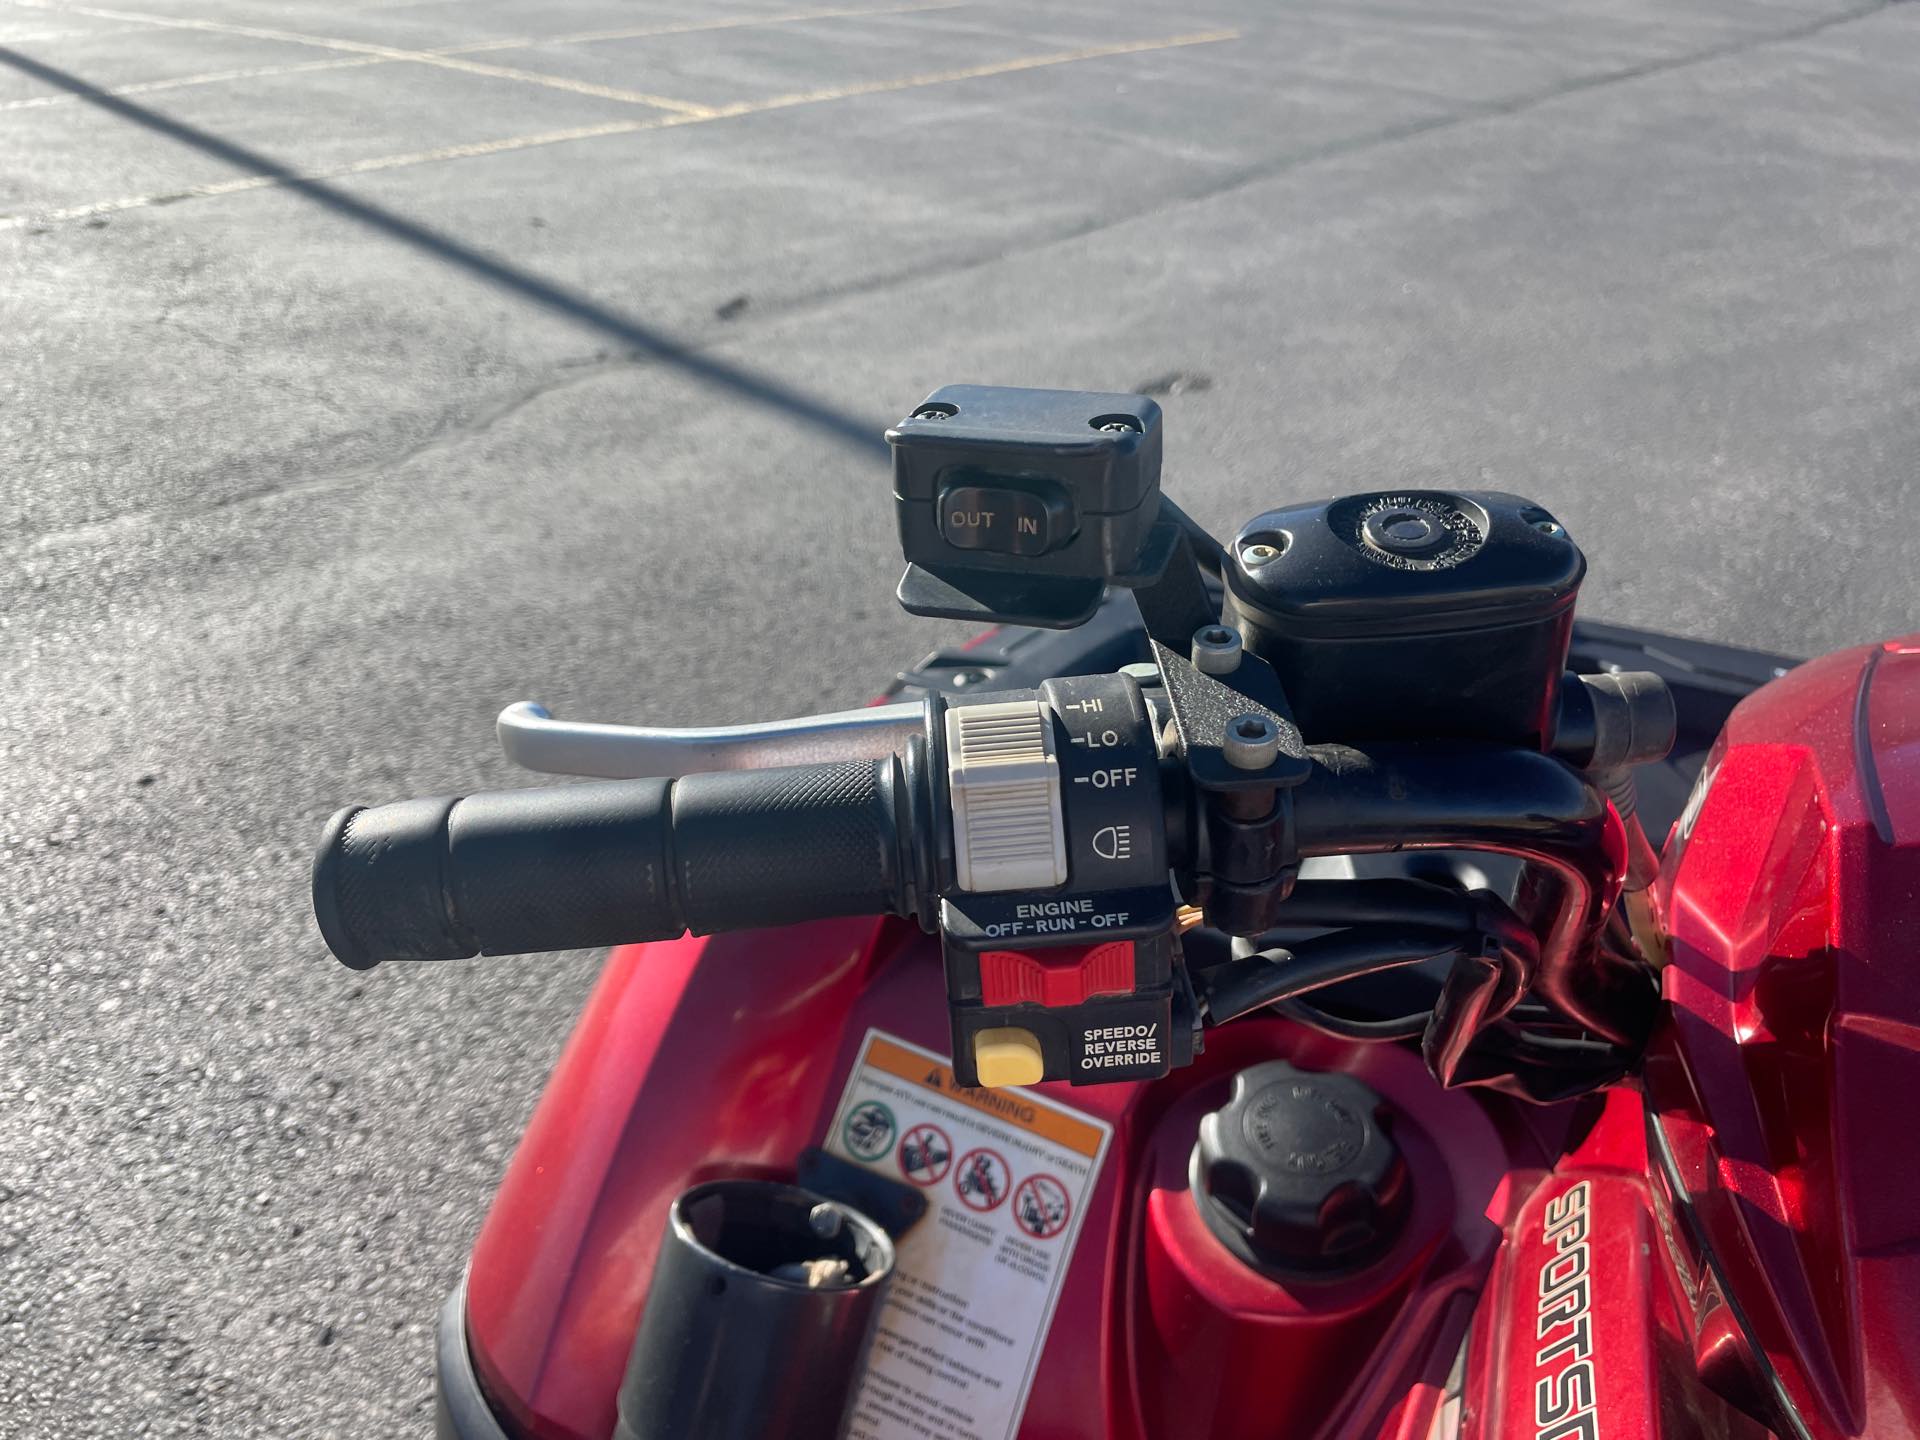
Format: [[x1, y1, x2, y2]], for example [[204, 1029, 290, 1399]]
[[3, 0, 1917, 1432]]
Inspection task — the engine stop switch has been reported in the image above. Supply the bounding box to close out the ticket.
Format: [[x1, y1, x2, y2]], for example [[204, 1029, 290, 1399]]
[[938, 672, 1192, 1089]]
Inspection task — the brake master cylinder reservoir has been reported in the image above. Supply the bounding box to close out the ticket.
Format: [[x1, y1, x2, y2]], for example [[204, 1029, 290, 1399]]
[[1224, 491, 1585, 748]]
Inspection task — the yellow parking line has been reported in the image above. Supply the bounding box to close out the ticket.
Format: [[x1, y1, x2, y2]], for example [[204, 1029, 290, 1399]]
[[444, 2, 969, 56], [0, 4, 970, 115], [397, 53, 717, 114], [0, 56, 379, 112], [3, 1, 716, 114], [0, 2, 976, 116], [707, 29, 1241, 116], [0, 118, 683, 229], [0, 21, 143, 42], [0, 28, 1239, 233]]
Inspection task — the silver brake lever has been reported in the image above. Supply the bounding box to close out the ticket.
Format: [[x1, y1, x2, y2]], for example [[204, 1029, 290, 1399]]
[[497, 700, 924, 780]]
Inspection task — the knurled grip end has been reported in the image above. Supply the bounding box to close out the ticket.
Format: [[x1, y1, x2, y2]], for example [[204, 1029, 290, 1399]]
[[312, 795, 476, 969], [313, 804, 378, 970]]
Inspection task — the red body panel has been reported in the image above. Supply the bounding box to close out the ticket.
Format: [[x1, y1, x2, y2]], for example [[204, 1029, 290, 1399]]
[[463, 636, 1920, 1440], [467, 923, 1521, 1440], [1650, 638, 1920, 1440], [464, 918, 886, 1439], [1460, 1089, 1776, 1440]]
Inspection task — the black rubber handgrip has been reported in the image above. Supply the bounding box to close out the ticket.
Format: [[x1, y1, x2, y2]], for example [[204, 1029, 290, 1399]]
[[312, 761, 911, 970]]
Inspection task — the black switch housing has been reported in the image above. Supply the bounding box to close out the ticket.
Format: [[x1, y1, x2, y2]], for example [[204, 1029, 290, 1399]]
[[891, 385, 1172, 628]]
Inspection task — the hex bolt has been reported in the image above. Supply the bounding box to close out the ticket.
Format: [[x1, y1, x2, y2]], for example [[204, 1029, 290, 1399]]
[[1224, 713, 1280, 771], [808, 1202, 846, 1239], [1119, 661, 1163, 687], [1192, 624, 1242, 676], [1532, 518, 1565, 537], [1242, 543, 1281, 566]]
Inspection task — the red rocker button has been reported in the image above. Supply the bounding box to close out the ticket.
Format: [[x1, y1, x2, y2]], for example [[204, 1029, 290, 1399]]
[[979, 941, 1136, 1008]]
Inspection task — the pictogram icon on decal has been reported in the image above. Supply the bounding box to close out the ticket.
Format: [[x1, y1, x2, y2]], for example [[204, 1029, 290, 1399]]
[[842, 1100, 896, 1161], [954, 1147, 1011, 1211], [1012, 1174, 1071, 1239], [897, 1123, 953, 1186]]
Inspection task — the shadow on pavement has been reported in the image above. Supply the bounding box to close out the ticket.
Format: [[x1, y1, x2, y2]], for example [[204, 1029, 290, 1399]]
[[0, 45, 886, 457]]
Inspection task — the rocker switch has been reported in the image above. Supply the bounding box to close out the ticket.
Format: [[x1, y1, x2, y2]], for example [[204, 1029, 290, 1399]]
[[938, 483, 1072, 557]]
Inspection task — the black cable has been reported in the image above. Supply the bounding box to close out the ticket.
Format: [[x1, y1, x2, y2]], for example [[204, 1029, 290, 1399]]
[[1472, 1024, 1638, 1102], [1488, 1028, 1629, 1060], [1270, 998, 1431, 1042], [1201, 928, 1473, 1026], [1220, 882, 1501, 1042], [1253, 878, 1480, 932]]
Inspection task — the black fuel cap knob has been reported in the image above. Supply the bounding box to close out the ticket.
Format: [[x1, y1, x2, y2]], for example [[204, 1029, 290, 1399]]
[[1191, 1061, 1410, 1275]]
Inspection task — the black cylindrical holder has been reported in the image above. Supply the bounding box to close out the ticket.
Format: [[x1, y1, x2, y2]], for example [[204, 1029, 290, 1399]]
[[614, 1181, 895, 1440]]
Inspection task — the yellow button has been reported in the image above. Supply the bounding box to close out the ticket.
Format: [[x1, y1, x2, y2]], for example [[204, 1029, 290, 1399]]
[[973, 1027, 1046, 1088]]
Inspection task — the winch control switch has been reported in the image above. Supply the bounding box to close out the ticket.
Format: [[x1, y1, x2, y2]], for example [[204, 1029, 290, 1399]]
[[891, 384, 1175, 629], [936, 482, 1074, 558]]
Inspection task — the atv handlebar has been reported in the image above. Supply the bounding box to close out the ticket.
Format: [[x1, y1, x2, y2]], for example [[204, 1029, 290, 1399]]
[[306, 399, 1685, 1102], [311, 698, 1652, 1099], [312, 759, 924, 971], [312, 733, 1623, 1015]]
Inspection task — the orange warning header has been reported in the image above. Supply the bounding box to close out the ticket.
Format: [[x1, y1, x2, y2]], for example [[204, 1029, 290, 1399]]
[[864, 1036, 1105, 1157]]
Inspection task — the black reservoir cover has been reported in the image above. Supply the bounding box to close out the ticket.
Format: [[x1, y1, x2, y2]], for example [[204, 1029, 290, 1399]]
[[1224, 491, 1585, 747]]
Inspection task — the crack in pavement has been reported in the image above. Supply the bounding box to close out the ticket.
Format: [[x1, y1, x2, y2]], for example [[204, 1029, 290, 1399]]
[[17, 354, 652, 557], [725, 0, 1909, 338]]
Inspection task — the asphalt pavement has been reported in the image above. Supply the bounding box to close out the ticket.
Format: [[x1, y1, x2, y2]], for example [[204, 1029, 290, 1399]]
[[4, 0, 1918, 1432]]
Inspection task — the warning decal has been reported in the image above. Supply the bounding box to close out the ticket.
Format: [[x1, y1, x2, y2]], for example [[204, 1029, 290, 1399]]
[[824, 1030, 1111, 1440], [953, 1147, 1010, 1212], [898, 1124, 952, 1186], [844, 1100, 898, 1161], [1011, 1175, 1071, 1240]]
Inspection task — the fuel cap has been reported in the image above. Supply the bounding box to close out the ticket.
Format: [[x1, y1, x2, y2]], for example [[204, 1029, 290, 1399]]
[[1191, 1062, 1410, 1275]]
